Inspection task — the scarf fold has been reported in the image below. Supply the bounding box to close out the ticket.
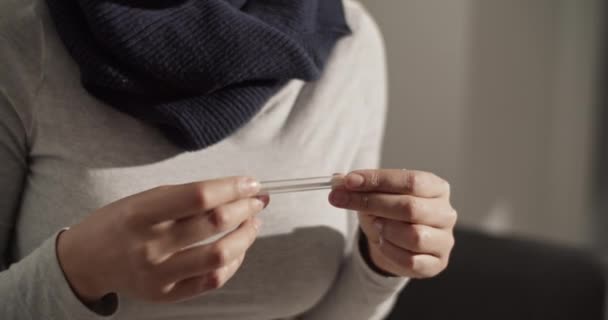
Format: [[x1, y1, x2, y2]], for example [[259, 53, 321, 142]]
[[45, 0, 350, 150]]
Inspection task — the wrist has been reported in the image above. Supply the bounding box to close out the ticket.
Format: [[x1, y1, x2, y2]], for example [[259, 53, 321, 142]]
[[56, 228, 109, 302]]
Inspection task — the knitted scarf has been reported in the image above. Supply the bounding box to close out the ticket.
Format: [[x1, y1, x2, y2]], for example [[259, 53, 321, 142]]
[[45, 0, 350, 150]]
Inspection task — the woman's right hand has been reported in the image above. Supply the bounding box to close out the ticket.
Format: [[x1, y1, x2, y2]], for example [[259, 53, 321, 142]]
[[57, 176, 267, 304]]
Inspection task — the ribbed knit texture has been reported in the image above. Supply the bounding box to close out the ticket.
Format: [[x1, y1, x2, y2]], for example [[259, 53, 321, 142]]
[[44, 0, 350, 150]]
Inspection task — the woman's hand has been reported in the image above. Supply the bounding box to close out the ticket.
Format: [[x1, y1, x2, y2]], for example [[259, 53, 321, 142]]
[[57, 176, 268, 303], [329, 169, 456, 278]]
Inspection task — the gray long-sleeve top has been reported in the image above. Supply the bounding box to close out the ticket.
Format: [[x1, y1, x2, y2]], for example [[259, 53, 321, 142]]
[[0, 0, 408, 319]]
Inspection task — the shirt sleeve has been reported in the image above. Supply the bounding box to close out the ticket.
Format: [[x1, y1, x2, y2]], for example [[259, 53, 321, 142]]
[[298, 3, 408, 318], [0, 1, 116, 318]]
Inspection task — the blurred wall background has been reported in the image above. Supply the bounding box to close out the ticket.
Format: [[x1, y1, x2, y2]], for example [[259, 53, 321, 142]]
[[359, 0, 604, 246]]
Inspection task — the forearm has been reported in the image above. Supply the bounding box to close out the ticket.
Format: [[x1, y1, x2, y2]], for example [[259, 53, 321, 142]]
[[0, 232, 114, 320]]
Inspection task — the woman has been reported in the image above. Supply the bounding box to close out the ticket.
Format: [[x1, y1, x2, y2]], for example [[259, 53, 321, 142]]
[[0, 0, 457, 319]]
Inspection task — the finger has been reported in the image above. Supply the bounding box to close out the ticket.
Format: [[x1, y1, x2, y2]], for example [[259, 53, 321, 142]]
[[330, 191, 457, 228], [344, 169, 450, 198], [358, 212, 381, 244], [130, 176, 261, 225], [159, 217, 260, 284], [201, 253, 244, 290], [157, 197, 266, 253], [378, 221, 454, 257], [154, 275, 207, 303], [376, 239, 445, 278], [162, 254, 244, 302]]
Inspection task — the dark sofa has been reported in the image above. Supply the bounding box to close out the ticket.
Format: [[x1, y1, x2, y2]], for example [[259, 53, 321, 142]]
[[386, 228, 606, 320]]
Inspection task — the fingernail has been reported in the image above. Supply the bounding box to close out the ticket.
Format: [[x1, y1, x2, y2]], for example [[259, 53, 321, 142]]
[[255, 195, 270, 208], [240, 177, 260, 195], [378, 236, 384, 247], [329, 190, 349, 206], [346, 173, 365, 188], [331, 175, 345, 190], [374, 220, 384, 233]]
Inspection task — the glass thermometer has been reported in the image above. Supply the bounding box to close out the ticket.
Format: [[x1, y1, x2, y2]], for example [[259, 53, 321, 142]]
[[258, 175, 344, 195]]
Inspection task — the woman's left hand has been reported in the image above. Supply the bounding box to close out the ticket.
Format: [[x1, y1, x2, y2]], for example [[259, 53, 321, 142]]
[[329, 169, 457, 278]]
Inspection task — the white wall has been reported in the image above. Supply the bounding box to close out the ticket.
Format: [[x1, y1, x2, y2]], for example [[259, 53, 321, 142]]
[[360, 0, 602, 245]]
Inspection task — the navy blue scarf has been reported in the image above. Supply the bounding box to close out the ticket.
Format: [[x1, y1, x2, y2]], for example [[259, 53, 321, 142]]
[[45, 0, 350, 150]]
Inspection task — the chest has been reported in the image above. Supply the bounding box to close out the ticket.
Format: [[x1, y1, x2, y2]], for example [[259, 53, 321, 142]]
[[14, 67, 364, 320]]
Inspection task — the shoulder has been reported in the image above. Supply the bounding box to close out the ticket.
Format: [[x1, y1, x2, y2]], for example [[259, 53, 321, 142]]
[[324, 1, 387, 105], [343, 0, 386, 56], [333, 0, 386, 77], [0, 0, 46, 142], [0, 0, 45, 79], [317, 1, 388, 125]]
